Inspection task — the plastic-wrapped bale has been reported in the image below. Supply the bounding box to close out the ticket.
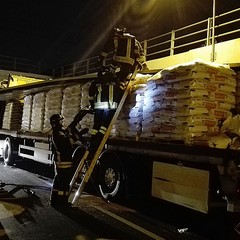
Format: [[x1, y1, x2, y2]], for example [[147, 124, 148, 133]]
[[81, 81, 92, 109], [30, 92, 46, 132], [44, 87, 63, 132], [142, 78, 188, 141], [142, 60, 236, 146], [21, 95, 33, 131], [111, 99, 130, 138], [3, 100, 23, 130], [61, 84, 81, 128], [80, 113, 94, 136], [111, 83, 147, 139], [126, 87, 145, 138]]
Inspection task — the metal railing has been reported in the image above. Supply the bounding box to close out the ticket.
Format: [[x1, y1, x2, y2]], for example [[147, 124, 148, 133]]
[[53, 7, 240, 79], [1, 8, 239, 78], [0, 55, 41, 74]]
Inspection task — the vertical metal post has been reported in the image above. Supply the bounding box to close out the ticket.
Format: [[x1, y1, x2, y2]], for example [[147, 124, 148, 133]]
[[143, 40, 147, 59], [211, 0, 216, 62], [38, 62, 41, 74], [86, 59, 90, 74], [170, 30, 175, 56], [206, 17, 211, 46], [13, 57, 17, 71], [73, 63, 76, 76]]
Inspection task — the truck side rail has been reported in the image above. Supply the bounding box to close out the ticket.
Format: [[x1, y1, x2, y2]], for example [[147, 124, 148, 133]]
[[0, 129, 51, 141], [107, 138, 239, 165], [0, 73, 97, 101]]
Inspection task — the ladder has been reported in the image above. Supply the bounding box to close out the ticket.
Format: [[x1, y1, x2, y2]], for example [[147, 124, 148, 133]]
[[69, 66, 139, 206]]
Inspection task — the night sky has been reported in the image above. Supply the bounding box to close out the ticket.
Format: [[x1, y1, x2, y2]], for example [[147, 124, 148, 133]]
[[0, 0, 240, 73]]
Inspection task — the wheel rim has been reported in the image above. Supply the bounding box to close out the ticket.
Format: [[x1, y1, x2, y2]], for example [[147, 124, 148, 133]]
[[99, 166, 121, 199], [3, 139, 10, 164], [104, 168, 116, 188]]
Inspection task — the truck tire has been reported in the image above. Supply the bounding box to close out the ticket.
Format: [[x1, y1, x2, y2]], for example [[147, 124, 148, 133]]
[[98, 151, 125, 201], [3, 137, 17, 165]]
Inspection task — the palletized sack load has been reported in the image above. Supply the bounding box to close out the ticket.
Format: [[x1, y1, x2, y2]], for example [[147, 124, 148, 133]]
[[21, 95, 33, 131], [112, 86, 146, 138], [43, 87, 63, 132], [110, 74, 150, 139], [30, 92, 46, 132], [81, 81, 92, 109], [2, 100, 23, 130], [80, 81, 94, 133], [141, 59, 236, 146], [61, 84, 81, 128]]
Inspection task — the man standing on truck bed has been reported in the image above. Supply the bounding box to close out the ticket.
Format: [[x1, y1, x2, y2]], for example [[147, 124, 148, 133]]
[[98, 27, 146, 101], [49, 110, 89, 207], [87, 28, 146, 162]]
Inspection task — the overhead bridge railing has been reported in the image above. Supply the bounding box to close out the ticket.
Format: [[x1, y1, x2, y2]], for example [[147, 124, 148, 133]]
[[52, 7, 240, 79], [0, 54, 41, 74], [146, 18, 210, 60]]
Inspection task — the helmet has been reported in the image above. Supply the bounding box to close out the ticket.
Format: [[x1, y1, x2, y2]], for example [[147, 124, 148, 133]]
[[50, 114, 63, 126], [113, 27, 126, 36]]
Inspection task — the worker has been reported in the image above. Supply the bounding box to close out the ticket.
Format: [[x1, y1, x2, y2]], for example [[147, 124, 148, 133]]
[[98, 27, 146, 96], [50, 110, 89, 207], [87, 66, 119, 161]]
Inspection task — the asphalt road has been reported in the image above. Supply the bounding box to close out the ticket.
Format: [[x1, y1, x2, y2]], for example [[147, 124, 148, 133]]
[[0, 160, 239, 240]]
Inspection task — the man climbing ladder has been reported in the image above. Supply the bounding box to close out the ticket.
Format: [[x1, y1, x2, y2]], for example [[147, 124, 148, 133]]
[[69, 65, 139, 206], [69, 27, 146, 205]]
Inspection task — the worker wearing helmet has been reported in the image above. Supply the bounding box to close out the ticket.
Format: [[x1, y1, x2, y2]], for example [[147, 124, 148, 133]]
[[99, 27, 146, 86], [50, 111, 89, 207], [88, 66, 119, 160]]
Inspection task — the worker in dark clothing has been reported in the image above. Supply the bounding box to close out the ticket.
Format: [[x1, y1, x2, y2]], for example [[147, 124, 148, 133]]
[[50, 110, 89, 207], [98, 27, 146, 87], [88, 67, 119, 160]]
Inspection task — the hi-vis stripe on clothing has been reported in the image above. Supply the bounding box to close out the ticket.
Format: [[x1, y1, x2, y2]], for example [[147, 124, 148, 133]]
[[52, 189, 70, 196], [99, 126, 107, 135], [55, 161, 73, 169], [119, 80, 128, 90], [97, 84, 102, 102], [91, 128, 98, 135], [109, 84, 114, 103]]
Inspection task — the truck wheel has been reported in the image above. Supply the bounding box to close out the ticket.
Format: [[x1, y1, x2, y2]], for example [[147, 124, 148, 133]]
[[3, 137, 16, 165], [98, 152, 125, 201]]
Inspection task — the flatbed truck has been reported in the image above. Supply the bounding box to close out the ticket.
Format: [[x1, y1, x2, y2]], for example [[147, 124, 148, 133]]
[[0, 7, 240, 238]]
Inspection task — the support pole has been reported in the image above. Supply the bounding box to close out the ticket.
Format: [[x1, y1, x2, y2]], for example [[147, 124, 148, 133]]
[[211, 0, 216, 62]]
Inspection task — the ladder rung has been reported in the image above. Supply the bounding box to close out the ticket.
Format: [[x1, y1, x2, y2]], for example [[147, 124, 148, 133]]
[[69, 150, 89, 193]]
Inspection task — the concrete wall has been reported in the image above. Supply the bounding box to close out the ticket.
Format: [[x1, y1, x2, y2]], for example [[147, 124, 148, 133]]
[[146, 38, 240, 71]]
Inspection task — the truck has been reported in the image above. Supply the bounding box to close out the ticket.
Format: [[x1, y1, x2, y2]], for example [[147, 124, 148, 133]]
[[0, 6, 240, 238]]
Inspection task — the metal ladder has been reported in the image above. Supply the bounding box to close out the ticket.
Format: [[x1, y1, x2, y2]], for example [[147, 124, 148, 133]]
[[69, 66, 138, 206]]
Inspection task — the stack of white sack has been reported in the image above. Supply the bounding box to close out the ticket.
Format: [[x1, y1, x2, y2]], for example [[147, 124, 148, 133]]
[[61, 84, 81, 128], [21, 95, 33, 131], [111, 86, 146, 138], [80, 81, 94, 134], [43, 87, 63, 132], [111, 73, 150, 139], [142, 59, 236, 146], [30, 92, 46, 132], [81, 81, 92, 109], [3, 100, 23, 130]]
